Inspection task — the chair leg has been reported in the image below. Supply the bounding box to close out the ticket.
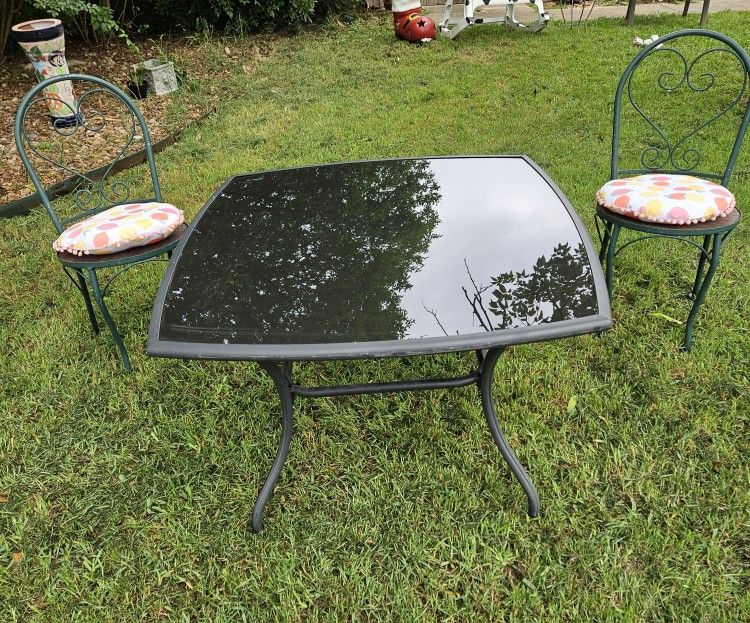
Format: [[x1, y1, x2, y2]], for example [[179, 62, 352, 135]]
[[74, 269, 100, 335], [683, 0, 691, 17], [683, 233, 722, 352], [605, 224, 621, 300], [598, 218, 613, 264], [690, 235, 711, 299], [87, 268, 132, 372]]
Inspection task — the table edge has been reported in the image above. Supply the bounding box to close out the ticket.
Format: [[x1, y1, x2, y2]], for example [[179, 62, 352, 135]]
[[147, 155, 612, 361], [148, 313, 612, 361]]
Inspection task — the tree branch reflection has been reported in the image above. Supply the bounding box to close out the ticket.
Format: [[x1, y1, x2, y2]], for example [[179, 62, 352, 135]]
[[462, 242, 597, 331]]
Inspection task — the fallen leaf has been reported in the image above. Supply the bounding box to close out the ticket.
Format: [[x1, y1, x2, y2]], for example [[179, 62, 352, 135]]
[[224, 46, 231, 56], [12, 552, 23, 564], [649, 312, 683, 325], [567, 395, 578, 415]]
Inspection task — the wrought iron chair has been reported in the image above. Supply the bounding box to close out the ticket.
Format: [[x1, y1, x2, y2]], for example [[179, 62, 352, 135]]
[[596, 30, 750, 351], [14, 74, 187, 371]]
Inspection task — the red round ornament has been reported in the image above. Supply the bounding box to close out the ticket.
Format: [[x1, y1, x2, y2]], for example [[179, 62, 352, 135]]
[[394, 9, 436, 43]]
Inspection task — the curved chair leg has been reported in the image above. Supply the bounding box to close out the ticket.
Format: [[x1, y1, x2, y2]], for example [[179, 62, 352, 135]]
[[252, 361, 295, 532], [683, 233, 722, 351], [87, 268, 132, 372], [598, 218, 613, 264], [75, 269, 99, 334], [605, 224, 621, 300], [479, 347, 540, 517], [690, 235, 711, 299]]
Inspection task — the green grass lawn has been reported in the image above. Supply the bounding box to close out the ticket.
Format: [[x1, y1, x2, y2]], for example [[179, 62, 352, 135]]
[[2, 11, 750, 621]]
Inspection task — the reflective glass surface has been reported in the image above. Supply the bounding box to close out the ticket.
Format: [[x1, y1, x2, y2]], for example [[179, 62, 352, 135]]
[[157, 157, 600, 348]]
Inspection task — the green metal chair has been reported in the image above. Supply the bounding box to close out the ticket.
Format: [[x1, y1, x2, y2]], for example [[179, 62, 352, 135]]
[[596, 30, 750, 351], [14, 74, 187, 371]]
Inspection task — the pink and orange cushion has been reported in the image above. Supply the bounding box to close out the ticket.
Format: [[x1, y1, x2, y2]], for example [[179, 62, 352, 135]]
[[53, 202, 184, 256], [596, 174, 736, 225]]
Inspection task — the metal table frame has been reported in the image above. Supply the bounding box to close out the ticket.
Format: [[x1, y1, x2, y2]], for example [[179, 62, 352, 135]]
[[253, 347, 539, 532], [148, 156, 612, 532]]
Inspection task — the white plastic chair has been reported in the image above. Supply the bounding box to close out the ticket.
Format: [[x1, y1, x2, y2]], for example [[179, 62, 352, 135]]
[[440, 0, 550, 39]]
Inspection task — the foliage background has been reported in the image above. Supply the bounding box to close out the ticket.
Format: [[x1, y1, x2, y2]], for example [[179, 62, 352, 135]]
[[1, 0, 365, 60]]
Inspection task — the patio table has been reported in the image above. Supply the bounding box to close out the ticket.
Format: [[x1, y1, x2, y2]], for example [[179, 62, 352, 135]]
[[148, 156, 612, 532]]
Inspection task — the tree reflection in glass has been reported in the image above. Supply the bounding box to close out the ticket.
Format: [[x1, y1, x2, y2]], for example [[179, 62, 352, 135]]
[[162, 160, 441, 343], [462, 242, 597, 331]]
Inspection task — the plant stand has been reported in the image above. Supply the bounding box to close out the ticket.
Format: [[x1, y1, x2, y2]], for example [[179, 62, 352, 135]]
[[12, 18, 78, 127]]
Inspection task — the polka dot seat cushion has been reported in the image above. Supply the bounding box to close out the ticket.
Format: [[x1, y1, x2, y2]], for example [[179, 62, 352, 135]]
[[53, 202, 184, 256], [596, 174, 736, 225]]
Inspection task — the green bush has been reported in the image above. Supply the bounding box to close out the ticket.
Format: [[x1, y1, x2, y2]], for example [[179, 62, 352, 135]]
[[28, 0, 136, 47], [139, 0, 364, 34], [2, 0, 365, 59]]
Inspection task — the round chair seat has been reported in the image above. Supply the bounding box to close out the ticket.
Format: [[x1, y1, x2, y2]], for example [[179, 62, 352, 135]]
[[56, 223, 188, 268], [596, 174, 736, 225], [53, 202, 184, 256], [596, 202, 741, 237]]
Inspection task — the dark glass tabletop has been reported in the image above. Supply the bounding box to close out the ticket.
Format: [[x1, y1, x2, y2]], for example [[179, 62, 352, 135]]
[[148, 156, 611, 360]]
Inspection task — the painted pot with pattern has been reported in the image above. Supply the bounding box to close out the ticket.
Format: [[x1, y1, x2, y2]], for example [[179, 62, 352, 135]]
[[12, 18, 78, 127]]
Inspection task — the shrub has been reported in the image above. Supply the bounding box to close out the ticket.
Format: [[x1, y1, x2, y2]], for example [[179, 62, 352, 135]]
[[142, 0, 364, 34], [1, 0, 365, 60], [28, 0, 136, 47]]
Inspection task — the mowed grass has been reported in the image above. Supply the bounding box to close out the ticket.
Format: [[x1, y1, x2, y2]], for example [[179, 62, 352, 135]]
[[1, 11, 750, 622]]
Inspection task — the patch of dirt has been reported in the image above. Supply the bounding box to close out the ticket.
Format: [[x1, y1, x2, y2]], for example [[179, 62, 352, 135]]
[[0, 34, 274, 205]]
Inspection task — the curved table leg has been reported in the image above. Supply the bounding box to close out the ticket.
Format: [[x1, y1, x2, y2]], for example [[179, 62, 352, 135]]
[[252, 361, 295, 533], [479, 347, 540, 517]]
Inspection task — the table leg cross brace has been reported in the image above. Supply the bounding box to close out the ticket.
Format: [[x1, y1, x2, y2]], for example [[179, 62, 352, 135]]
[[253, 347, 539, 532]]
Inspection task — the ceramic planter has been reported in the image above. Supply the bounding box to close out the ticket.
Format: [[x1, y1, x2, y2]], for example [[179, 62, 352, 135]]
[[12, 18, 78, 127]]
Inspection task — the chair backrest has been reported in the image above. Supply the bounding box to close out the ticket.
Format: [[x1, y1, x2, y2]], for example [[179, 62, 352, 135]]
[[611, 29, 750, 186], [14, 73, 162, 234]]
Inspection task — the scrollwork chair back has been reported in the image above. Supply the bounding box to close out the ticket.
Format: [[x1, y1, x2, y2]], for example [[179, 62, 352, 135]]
[[14, 73, 163, 234], [612, 29, 750, 186]]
